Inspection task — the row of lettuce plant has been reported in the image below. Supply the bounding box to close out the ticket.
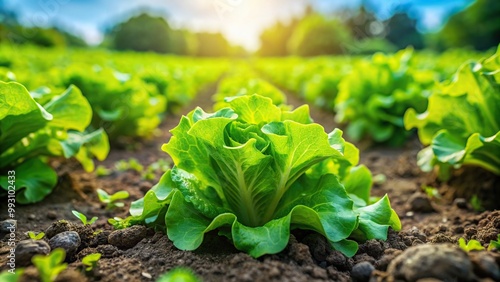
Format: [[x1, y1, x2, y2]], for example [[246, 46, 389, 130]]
[[0, 82, 109, 203], [0, 45, 228, 142], [405, 46, 500, 178], [212, 64, 287, 110], [118, 94, 400, 258], [256, 48, 484, 146]]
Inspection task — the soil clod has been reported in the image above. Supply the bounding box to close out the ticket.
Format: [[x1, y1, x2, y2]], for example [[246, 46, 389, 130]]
[[15, 239, 51, 267], [386, 244, 475, 281]]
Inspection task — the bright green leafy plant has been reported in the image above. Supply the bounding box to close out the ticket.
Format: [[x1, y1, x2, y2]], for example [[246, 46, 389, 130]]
[[127, 95, 400, 258], [405, 46, 500, 178], [32, 248, 68, 282], [488, 234, 500, 251], [95, 165, 112, 177], [157, 268, 201, 282], [81, 253, 101, 272], [72, 210, 98, 226], [0, 82, 109, 203], [458, 237, 485, 252], [213, 68, 287, 110], [64, 66, 166, 140], [335, 48, 435, 145], [97, 188, 129, 209]]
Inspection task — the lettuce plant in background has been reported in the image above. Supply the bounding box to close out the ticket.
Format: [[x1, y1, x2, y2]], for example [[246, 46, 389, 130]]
[[335, 48, 436, 146], [64, 65, 166, 141], [405, 46, 500, 179], [0, 82, 109, 203], [212, 68, 287, 110], [126, 94, 400, 258]]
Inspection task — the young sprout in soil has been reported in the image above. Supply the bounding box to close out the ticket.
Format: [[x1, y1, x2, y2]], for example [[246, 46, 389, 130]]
[[81, 253, 101, 272], [72, 210, 98, 226], [27, 231, 45, 240], [114, 160, 130, 172], [488, 234, 500, 251], [459, 237, 485, 252], [115, 158, 144, 172], [32, 248, 68, 282], [156, 267, 201, 282], [128, 158, 143, 172], [423, 186, 441, 200], [470, 195, 484, 212], [107, 217, 128, 229], [97, 188, 129, 209], [372, 173, 387, 185], [141, 159, 171, 180], [95, 165, 112, 177], [0, 269, 24, 281]]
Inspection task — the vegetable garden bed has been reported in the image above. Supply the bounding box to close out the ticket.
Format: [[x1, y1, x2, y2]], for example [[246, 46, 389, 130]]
[[1, 46, 500, 282]]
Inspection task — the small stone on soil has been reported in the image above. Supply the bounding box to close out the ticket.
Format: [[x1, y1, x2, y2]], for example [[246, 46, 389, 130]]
[[454, 198, 468, 209], [469, 251, 500, 280], [407, 193, 435, 213], [387, 244, 475, 281], [351, 261, 375, 282], [15, 239, 51, 266], [48, 231, 81, 256], [46, 210, 58, 220], [108, 225, 147, 249], [0, 219, 16, 236]]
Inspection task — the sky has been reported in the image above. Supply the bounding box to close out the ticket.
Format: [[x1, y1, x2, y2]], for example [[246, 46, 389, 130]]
[[1, 0, 474, 51]]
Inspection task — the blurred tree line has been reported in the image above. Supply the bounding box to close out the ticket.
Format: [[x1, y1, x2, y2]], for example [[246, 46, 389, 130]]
[[1, 0, 498, 56], [260, 0, 499, 56], [0, 4, 86, 48], [104, 13, 239, 56]]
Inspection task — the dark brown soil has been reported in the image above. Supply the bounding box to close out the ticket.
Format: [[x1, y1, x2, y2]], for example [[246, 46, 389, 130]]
[[1, 83, 500, 282]]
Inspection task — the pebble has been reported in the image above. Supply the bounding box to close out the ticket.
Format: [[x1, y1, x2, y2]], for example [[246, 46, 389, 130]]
[[48, 231, 81, 256], [45, 220, 76, 239], [454, 198, 468, 209], [351, 261, 375, 282], [46, 210, 58, 220], [108, 225, 147, 249], [28, 214, 36, 220], [387, 244, 475, 281], [407, 193, 435, 213], [15, 239, 51, 266], [469, 252, 500, 281], [0, 219, 16, 236]]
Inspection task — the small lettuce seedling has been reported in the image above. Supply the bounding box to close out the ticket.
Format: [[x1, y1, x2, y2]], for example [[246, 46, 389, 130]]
[[423, 186, 441, 200], [0, 268, 24, 281], [115, 158, 144, 172], [141, 159, 171, 180], [81, 253, 101, 272], [95, 165, 112, 177], [157, 268, 200, 282], [97, 188, 129, 209], [32, 248, 68, 282], [488, 234, 500, 251], [27, 231, 45, 240], [108, 217, 129, 229], [470, 195, 484, 212], [459, 237, 485, 252], [72, 210, 98, 226]]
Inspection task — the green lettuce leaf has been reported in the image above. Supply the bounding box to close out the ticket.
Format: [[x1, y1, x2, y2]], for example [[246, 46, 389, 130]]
[[405, 46, 500, 177], [0, 82, 109, 203]]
